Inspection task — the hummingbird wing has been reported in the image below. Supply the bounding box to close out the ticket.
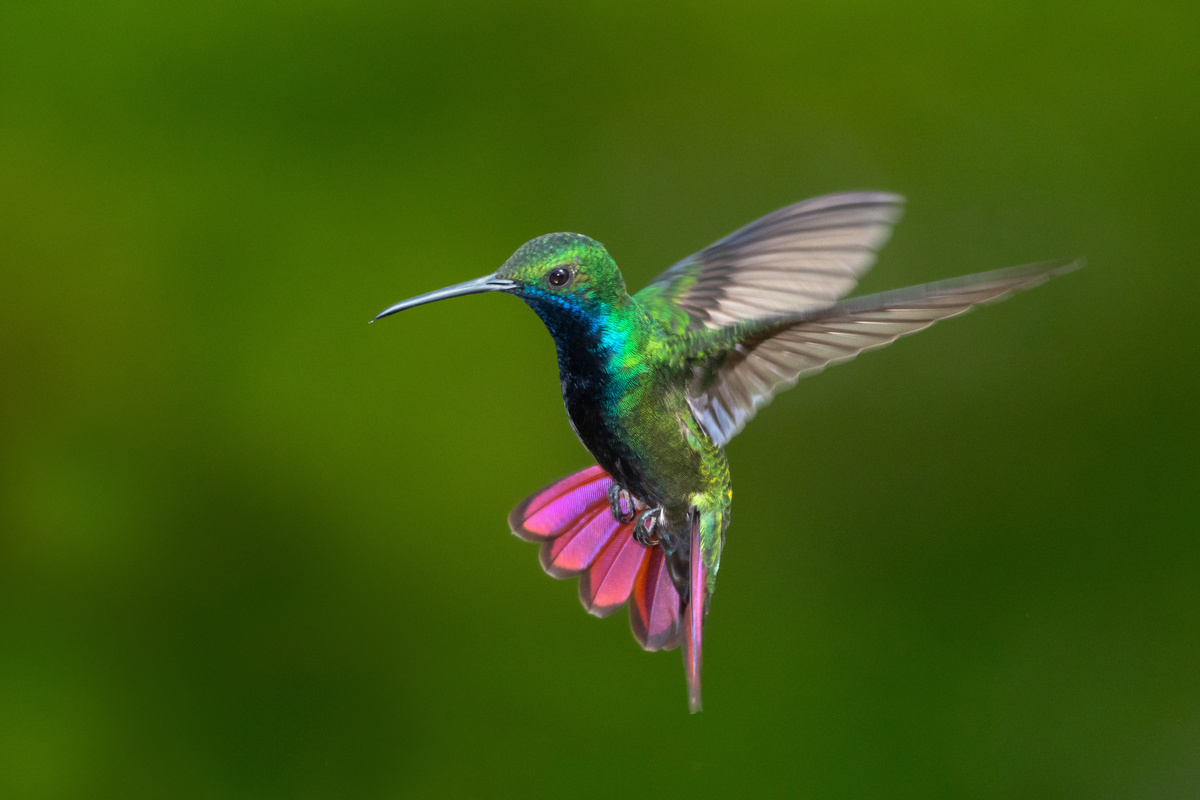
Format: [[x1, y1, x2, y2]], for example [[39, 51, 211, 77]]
[[682, 260, 1081, 447], [635, 192, 905, 334]]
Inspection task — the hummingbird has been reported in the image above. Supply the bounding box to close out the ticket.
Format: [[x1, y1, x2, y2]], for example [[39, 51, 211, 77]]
[[373, 192, 1077, 713]]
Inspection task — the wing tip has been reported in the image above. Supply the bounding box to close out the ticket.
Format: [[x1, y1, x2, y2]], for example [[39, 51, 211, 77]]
[[972, 255, 1086, 303], [1050, 255, 1086, 277]]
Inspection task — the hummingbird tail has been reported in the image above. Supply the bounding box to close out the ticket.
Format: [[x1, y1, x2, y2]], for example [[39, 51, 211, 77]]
[[683, 512, 705, 713], [509, 465, 680, 651]]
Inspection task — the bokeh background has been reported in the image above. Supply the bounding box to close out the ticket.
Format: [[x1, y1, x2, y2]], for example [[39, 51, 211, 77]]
[[2, 2, 1197, 797]]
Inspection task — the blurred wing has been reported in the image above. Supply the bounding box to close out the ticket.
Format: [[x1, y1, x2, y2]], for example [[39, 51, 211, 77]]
[[635, 192, 905, 333], [689, 259, 1081, 447]]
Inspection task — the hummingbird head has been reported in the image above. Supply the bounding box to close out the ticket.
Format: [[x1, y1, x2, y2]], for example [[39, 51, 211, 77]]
[[372, 232, 629, 326], [495, 233, 629, 320]]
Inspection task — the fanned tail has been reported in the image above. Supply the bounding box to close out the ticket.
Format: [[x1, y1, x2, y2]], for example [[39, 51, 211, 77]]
[[508, 465, 681, 651]]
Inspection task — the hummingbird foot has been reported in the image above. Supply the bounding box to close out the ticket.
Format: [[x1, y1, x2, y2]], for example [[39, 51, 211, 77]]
[[607, 483, 637, 524], [633, 507, 664, 548]]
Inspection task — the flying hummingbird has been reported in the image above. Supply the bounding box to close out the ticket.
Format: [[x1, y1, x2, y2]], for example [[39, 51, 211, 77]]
[[373, 192, 1077, 713]]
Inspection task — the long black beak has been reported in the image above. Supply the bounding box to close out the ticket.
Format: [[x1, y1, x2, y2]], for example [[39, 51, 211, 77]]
[[371, 273, 518, 322]]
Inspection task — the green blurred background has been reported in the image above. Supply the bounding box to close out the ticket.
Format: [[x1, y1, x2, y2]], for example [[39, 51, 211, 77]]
[[2, 1, 1197, 797]]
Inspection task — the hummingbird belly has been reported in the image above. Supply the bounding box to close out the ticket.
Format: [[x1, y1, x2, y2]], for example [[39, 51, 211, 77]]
[[547, 300, 730, 535], [563, 375, 727, 525]]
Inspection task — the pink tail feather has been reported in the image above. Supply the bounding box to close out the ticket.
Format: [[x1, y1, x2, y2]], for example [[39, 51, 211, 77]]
[[684, 513, 705, 713], [508, 465, 680, 651], [631, 546, 681, 651]]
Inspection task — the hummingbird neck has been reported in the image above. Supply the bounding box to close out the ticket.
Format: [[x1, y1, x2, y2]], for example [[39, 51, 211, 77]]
[[524, 291, 644, 386], [524, 289, 631, 346]]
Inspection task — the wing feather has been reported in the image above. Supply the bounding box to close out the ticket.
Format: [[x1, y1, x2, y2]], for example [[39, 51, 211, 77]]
[[636, 192, 906, 332], [687, 259, 1081, 446]]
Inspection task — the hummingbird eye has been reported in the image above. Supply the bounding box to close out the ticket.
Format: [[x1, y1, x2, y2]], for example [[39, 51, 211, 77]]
[[547, 266, 574, 288]]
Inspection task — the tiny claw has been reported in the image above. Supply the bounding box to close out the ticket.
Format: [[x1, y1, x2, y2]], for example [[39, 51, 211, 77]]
[[633, 507, 663, 547], [607, 483, 636, 524]]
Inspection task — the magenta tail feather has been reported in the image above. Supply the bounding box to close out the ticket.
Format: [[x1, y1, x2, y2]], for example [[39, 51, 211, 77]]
[[630, 546, 681, 651], [509, 464, 609, 542], [509, 465, 680, 651], [538, 504, 622, 578], [684, 514, 705, 713], [579, 531, 647, 618]]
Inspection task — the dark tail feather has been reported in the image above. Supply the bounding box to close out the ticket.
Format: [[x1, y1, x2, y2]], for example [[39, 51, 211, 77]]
[[683, 514, 705, 713], [509, 465, 678, 648]]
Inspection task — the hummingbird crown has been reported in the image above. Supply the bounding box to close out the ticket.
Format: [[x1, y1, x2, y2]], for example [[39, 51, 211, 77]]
[[497, 233, 630, 317]]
